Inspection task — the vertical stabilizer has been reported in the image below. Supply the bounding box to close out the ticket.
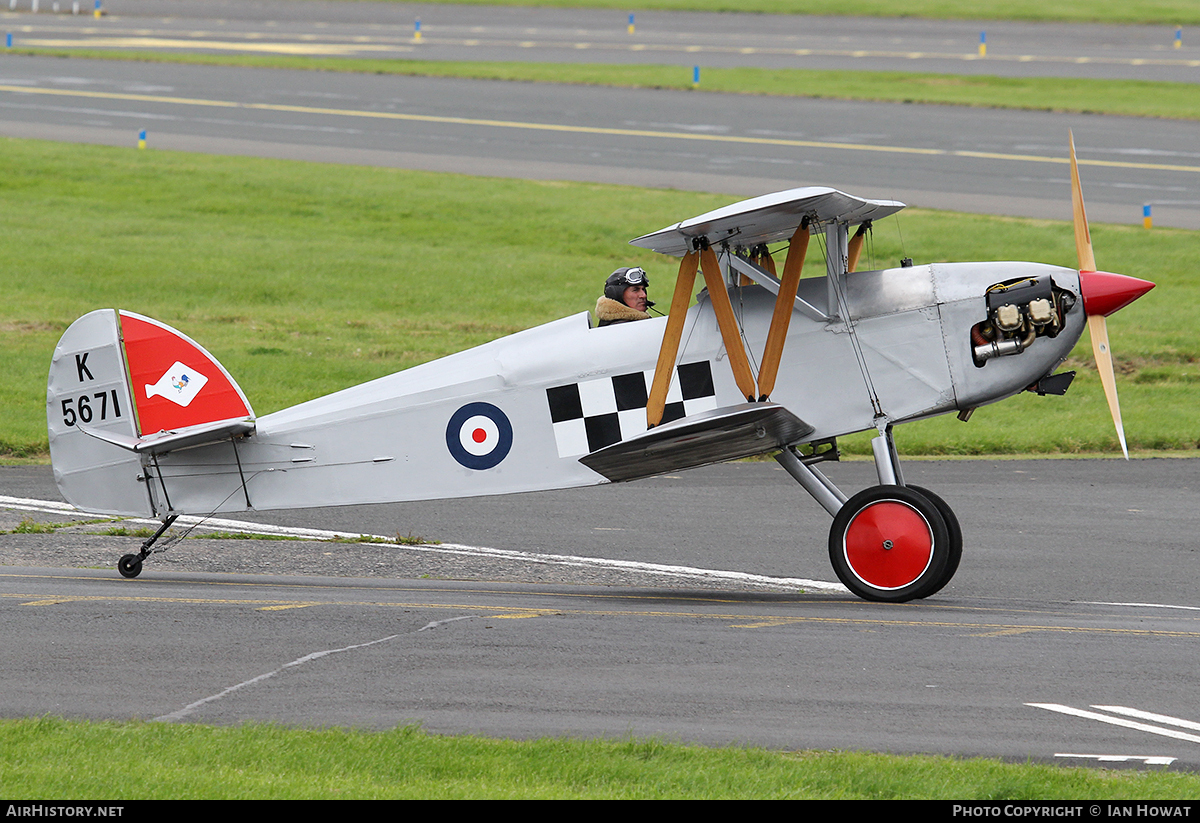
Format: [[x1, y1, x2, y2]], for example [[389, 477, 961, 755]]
[[47, 310, 256, 517], [47, 310, 149, 516]]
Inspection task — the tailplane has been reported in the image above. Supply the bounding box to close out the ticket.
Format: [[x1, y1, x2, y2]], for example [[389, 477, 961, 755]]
[[47, 310, 254, 516]]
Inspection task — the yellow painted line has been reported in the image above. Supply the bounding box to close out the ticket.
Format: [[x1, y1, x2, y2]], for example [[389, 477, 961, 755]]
[[19, 26, 1200, 68], [416, 39, 1200, 69], [2, 81, 1198, 175], [22, 37, 404, 57], [4, 591, 1199, 636], [257, 604, 312, 611]]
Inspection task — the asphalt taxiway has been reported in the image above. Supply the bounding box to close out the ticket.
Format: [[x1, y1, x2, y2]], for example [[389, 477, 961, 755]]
[[3, 460, 1200, 766]]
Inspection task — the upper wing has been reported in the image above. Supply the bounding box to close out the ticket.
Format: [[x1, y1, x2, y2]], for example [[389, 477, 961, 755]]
[[629, 186, 905, 257]]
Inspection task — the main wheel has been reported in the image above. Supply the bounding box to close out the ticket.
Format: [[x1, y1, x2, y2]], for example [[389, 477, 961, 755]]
[[828, 485, 951, 602], [117, 554, 143, 579], [906, 485, 963, 598]]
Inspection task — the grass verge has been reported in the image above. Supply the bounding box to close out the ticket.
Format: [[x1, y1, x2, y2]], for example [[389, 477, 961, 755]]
[[10, 48, 1200, 122], [1, 138, 1195, 459], [2, 717, 1199, 798], [340, 0, 1200, 25]]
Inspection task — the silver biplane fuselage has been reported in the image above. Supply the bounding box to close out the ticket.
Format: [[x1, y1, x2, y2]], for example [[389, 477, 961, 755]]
[[47, 170, 1151, 602], [50, 258, 1080, 513]]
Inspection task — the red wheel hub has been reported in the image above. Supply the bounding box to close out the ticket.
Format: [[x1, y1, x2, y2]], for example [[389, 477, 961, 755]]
[[842, 500, 934, 589]]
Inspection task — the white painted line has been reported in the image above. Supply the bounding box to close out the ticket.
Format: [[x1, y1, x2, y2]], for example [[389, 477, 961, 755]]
[[1092, 706, 1200, 733], [1080, 600, 1200, 612], [1027, 703, 1200, 744], [1055, 754, 1176, 765], [153, 631, 403, 722], [0, 495, 76, 514], [0, 495, 847, 593]]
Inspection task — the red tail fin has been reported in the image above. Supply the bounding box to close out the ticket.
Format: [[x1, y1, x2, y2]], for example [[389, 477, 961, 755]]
[[119, 312, 253, 435]]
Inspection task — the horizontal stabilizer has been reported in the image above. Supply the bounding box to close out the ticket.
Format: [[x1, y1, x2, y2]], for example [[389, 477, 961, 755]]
[[78, 416, 256, 456], [579, 402, 813, 483]]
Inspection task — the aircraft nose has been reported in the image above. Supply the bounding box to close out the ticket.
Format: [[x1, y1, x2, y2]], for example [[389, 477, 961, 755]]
[[1078, 270, 1155, 317]]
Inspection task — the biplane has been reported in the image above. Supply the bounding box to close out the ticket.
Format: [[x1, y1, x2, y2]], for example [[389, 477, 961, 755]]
[[46, 134, 1153, 601]]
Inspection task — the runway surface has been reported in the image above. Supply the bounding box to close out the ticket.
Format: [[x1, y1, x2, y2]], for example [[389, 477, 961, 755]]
[[2, 3, 1200, 227], [8, 2, 1200, 81], [4, 459, 1200, 766]]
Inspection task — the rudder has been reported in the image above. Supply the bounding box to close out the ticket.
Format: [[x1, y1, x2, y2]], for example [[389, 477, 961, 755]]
[[47, 310, 254, 517]]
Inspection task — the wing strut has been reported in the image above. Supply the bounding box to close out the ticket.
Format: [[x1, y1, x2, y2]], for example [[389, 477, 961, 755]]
[[756, 218, 810, 401], [646, 240, 764, 426], [750, 244, 776, 276], [699, 245, 758, 403], [846, 220, 871, 273], [647, 250, 700, 428]]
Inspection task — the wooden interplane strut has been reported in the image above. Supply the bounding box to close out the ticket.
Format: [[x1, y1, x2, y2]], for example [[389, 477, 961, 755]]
[[846, 220, 871, 273], [699, 245, 758, 403], [646, 250, 700, 428], [648, 220, 814, 423], [757, 220, 810, 400]]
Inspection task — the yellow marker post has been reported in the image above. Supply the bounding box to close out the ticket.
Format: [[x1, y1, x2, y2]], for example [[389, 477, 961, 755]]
[[1143, 204, 1152, 229], [628, 14, 635, 35], [414, 19, 421, 42], [93, 0, 100, 18], [1176, 27, 1183, 49], [137, 129, 146, 150], [979, 31, 986, 57]]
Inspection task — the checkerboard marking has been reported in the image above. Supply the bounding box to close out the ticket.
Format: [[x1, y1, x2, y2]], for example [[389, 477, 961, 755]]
[[546, 361, 718, 458]]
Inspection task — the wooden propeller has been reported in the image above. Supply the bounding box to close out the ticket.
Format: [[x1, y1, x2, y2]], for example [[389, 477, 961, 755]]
[[1068, 131, 1154, 459]]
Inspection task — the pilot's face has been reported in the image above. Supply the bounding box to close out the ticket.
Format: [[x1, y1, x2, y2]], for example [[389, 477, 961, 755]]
[[622, 284, 648, 312]]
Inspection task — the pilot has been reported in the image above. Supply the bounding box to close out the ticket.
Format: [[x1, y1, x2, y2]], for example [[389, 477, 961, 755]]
[[596, 267, 654, 326]]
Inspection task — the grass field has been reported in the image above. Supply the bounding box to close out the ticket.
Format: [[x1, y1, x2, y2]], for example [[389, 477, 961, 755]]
[[14, 49, 1200, 123], [3, 717, 1200, 799], [374, 0, 1200, 25], [2, 138, 1195, 460]]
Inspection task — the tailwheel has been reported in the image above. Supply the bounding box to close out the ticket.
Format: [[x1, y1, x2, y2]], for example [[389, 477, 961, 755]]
[[114, 515, 176, 580], [117, 554, 143, 579], [828, 486, 951, 602]]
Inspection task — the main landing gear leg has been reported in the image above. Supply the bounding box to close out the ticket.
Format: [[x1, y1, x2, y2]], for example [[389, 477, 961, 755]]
[[776, 431, 963, 602], [118, 515, 178, 579]]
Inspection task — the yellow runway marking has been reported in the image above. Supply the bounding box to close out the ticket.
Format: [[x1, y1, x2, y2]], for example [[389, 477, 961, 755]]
[[22, 37, 406, 56], [23, 27, 1200, 69], [5, 591, 1200, 637], [3, 82, 1199, 175]]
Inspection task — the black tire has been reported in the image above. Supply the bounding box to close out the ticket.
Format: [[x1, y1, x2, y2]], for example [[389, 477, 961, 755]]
[[906, 485, 963, 598], [828, 485, 951, 603], [117, 554, 143, 579]]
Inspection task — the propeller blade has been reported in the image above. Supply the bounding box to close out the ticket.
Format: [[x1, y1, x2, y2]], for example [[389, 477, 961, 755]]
[[1068, 130, 1096, 273], [1069, 131, 1155, 459], [1086, 313, 1128, 460]]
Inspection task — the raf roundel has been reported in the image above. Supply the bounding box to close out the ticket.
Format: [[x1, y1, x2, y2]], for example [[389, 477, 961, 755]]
[[446, 402, 513, 470]]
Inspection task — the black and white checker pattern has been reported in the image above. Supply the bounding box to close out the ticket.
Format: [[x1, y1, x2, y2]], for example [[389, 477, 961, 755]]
[[546, 361, 718, 458]]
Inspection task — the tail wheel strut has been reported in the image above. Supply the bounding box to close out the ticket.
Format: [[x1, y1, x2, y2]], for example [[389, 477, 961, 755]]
[[117, 515, 177, 579]]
